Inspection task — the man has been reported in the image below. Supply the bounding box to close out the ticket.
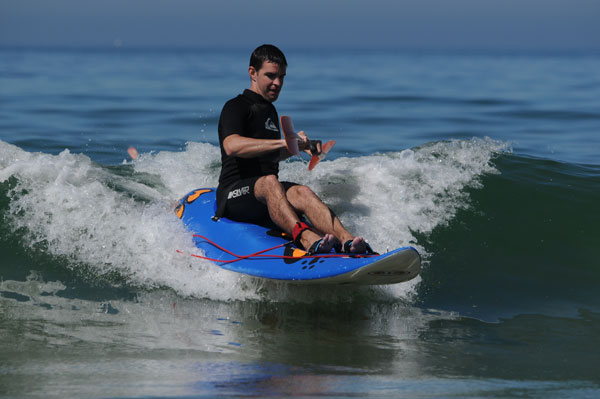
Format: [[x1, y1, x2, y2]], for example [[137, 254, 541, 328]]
[[216, 44, 370, 255]]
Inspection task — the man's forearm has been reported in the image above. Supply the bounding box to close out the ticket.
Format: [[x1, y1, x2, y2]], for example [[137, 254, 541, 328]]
[[223, 134, 286, 158]]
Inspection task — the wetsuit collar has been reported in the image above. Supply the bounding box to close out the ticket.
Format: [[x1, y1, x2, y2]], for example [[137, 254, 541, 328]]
[[243, 89, 272, 104]]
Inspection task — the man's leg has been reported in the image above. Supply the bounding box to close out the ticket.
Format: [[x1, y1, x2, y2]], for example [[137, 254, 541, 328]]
[[253, 175, 336, 252], [285, 185, 367, 253]]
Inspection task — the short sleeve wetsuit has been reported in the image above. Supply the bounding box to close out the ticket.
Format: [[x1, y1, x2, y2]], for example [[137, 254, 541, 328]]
[[216, 89, 296, 225]]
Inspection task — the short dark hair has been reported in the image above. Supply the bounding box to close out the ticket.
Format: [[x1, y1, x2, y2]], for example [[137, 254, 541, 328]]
[[249, 44, 287, 71]]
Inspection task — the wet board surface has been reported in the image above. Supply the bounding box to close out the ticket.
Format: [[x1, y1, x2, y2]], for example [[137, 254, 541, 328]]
[[176, 188, 421, 285]]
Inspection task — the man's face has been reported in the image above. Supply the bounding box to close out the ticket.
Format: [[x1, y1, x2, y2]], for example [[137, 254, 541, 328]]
[[249, 61, 286, 102]]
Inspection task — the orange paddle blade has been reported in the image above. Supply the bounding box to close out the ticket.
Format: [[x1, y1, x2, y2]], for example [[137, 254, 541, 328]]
[[127, 146, 139, 160], [308, 140, 336, 171], [279, 115, 300, 155]]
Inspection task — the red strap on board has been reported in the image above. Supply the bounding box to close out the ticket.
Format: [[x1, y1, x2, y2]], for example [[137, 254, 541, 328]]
[[292, 222, 311, 247]]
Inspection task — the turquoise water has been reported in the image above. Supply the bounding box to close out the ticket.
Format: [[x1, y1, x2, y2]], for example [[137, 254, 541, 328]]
[[1, 48, 599, 398]]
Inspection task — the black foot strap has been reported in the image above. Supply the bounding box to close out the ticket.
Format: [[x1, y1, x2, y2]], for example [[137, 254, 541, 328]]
[[342, 240, 377, 255]]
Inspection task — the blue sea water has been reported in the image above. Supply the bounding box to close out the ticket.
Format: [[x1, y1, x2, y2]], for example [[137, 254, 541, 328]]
[[1, 47, 599, 398]]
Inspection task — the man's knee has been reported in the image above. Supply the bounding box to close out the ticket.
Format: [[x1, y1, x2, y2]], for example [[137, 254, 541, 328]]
[[255, 175, 284, 199], [257, 174, 281, 189], [290, 184, 314, 197], [287, 184, 318, 204]]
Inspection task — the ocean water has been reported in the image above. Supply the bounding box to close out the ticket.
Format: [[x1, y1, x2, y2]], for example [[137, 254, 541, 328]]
[[1, 47, 599, 398]]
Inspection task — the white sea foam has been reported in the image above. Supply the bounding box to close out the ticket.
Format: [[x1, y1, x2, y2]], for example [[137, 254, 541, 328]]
[[1, 138, 507, 303]]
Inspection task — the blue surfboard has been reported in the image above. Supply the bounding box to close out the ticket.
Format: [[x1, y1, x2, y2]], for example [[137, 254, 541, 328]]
[[176, 188, 420, 285]]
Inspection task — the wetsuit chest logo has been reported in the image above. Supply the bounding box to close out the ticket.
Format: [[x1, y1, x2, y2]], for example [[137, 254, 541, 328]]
[[265, 118, 279, 132]]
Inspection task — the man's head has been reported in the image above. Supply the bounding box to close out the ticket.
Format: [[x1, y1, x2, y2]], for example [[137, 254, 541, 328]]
[[250, 44, 287, 71], [248, 44, 287, 103]]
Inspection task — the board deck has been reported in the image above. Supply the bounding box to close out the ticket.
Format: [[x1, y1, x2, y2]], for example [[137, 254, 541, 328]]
[[176, 188, 421, 285]]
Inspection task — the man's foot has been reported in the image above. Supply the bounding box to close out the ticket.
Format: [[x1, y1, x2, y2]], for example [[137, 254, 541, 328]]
[[347, 237, 366, 253], [341, 237, 376, 254], [307, 234, 337, 255], [292, 222, 338, 254]]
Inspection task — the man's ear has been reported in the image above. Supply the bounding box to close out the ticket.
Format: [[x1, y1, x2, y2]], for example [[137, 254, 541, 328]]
[[248, 66, 257, 82]]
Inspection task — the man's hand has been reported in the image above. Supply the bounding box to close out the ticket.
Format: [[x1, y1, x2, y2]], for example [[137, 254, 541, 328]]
[[297, 131, 322, 156]]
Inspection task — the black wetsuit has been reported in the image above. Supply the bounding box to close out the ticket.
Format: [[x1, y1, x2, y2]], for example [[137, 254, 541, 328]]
[[216, 89, 296, 224]]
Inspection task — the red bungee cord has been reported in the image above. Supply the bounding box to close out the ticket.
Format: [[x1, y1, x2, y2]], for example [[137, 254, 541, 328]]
[[177, 234, 377, 265]]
